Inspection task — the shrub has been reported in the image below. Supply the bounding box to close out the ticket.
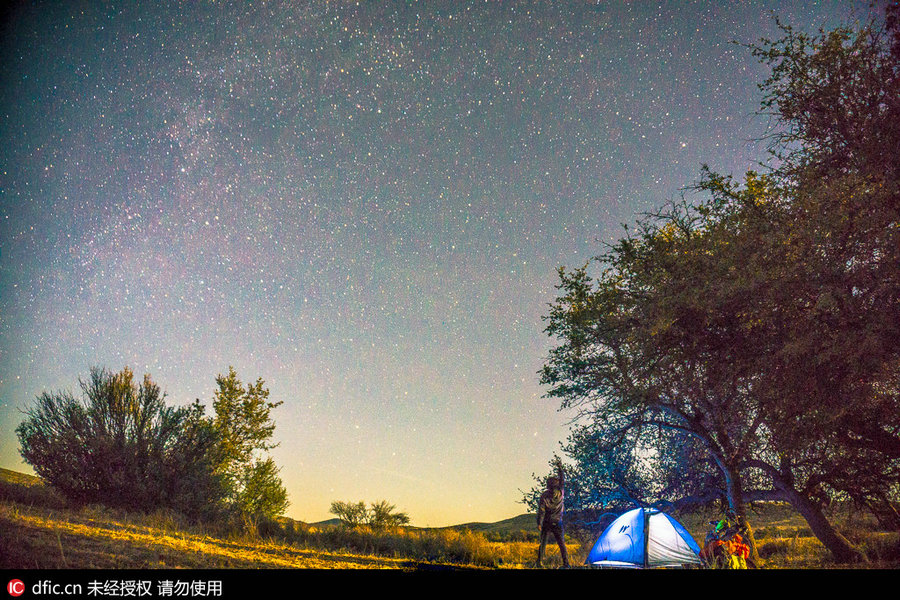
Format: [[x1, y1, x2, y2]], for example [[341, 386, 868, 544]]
[[16, 367, 224, 521], [758, 539, 792, 558], [861, 533, 900, 563]]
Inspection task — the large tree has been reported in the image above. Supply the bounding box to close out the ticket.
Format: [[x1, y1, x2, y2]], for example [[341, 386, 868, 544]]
[[540, 200, 770, 562], [541, 7, 900, 562], [744, 6, 900, 529]]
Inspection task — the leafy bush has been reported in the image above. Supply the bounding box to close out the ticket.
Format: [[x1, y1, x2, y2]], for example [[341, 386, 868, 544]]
[[16, 366, 290, 525], [16, 367, 224, 520]]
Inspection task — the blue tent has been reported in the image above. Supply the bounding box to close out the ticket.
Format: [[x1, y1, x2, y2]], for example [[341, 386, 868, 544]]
[[585, 507, 702, 568]]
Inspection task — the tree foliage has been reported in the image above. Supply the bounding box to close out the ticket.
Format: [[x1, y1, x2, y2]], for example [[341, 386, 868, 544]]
[[540, 6, 900, 562], [368, 500, 411, 530], [16, 367, 223, 520], [17, 365, 290, 524], [210, 366, 289, 521], [741, 5, 900, 532], [329, 499, 411, 530], [329, 500, 370, 528]]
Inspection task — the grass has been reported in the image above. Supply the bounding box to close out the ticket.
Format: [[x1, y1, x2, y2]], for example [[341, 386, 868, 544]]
[[0, 502, 424, 569], [1, 467, 897, 570], [0, 468, 516, 569]]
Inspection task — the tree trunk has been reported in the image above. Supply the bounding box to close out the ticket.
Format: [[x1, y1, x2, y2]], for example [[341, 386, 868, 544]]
[[723, 463, 761, 568], [775, 479, 864, 564]]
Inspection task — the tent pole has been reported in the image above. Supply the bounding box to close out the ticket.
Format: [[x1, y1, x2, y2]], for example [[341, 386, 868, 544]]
[[643, 507, 650, 568]]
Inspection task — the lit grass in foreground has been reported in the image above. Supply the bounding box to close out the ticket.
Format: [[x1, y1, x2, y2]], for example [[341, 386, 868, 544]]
[[0, 503, 440, 569], [2, 467, 896, 570]]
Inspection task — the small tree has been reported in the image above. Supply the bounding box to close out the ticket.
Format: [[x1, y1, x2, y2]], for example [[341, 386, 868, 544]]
[[329, 500, 369, 527], [329, 500, 411, 530], [234, 457, 289, 520], [210, 367, 288, 521], [368, 500, 411, 530]]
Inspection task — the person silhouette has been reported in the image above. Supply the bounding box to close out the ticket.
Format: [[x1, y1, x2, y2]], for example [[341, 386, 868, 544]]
[[536, 457, 570, 568]]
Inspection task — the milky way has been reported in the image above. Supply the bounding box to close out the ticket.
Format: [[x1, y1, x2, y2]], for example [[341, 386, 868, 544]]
[[0, 1, 872, 526]]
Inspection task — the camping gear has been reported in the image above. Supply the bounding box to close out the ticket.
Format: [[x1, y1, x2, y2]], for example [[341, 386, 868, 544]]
[[700, 518, 750, 569], [585, 507, 702, 568]]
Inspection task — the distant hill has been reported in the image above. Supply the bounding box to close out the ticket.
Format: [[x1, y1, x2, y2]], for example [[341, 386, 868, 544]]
[[0, 466, 827, 542], [310, 518, 343, 527], [0, 467, 40, 486], [444, 513, 537, 535], [0, 466, 68, 509], [309, 513, 538, 533]]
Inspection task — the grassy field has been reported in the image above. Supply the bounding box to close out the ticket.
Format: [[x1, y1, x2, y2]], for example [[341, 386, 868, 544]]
[[1, 468, 897, 570]]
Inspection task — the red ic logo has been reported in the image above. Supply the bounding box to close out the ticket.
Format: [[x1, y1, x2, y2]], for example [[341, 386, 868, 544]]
[[7, 580, 24, 597]]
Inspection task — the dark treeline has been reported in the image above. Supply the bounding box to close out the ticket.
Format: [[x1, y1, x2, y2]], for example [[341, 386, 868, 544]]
[[16, 365, 288, 527], [532, 5, 900, 563]]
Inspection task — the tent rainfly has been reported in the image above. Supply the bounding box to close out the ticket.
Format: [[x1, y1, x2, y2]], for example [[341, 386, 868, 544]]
[[585, 507, 702, 568]]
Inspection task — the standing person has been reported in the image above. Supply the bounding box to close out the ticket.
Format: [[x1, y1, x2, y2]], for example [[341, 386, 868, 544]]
[[536, 457, 570, 568]]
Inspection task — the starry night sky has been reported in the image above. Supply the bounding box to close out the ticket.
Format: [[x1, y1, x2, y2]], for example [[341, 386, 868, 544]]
[[0, 1, 874, 526]]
